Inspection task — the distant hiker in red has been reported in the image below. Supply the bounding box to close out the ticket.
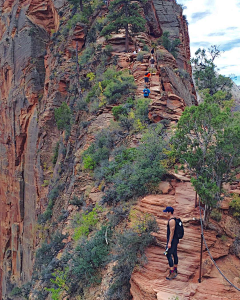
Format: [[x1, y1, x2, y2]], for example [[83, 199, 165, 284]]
[[144, 71, 151, 84], [163, 206, 184, 280]]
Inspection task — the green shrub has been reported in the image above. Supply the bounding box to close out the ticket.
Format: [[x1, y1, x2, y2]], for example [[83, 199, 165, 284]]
[[106, 217, 158, 300], [54, 102, 72, 132], [156, 50, 164, 62], [229, 194, 240, 221], [52, 142, 59, 165], [10, 287, 22, 297], [86, 67, 136, 106], [79, 46, 95, 66], [136, 51, 148, 62], [112, 105, 128, 120], [174, 68, 190, 79], [82, 130, 116, 170], [135, 98, 150, 123], [77, 99, 88, 111], [67, 226, 111, 294], [70, 195, 84, 207], [103, 45, 113, 56], [158, 31, 181, 58], [73, 207, 100, 241], [103, 70, 136, 104], [101, 124, 167, 204], [119, 115, 134, 132], [38, 185, 63, 224], [220, 235, 227, 242], [210, 209, 222, 222], [35, 231, 67, 271], [142, 44, 149, 51]]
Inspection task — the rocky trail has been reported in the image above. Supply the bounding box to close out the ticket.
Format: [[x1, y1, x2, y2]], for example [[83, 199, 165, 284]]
[[113, 48, 188, 124], [129, 179, 240, 300]]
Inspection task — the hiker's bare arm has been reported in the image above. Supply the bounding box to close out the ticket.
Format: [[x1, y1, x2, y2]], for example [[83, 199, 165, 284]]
[[168, 219, 175, 248]]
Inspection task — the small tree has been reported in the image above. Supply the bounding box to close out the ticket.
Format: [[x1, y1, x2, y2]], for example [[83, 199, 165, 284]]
[[54, 102, 72, 132], [191, 45, 233, 99], [159, 31, 181, 58], [172, 91, 240, 224], [101, 0, 146, 52]]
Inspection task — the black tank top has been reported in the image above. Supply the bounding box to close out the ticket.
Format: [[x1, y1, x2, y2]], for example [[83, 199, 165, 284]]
[[167, 218, 178, 241]]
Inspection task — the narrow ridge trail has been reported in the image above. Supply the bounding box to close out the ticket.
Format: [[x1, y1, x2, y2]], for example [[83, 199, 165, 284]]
[[130, 181, 240, 300]]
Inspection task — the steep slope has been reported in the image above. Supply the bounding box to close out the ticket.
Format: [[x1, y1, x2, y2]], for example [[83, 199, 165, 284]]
[[1, 0, 239, 299]]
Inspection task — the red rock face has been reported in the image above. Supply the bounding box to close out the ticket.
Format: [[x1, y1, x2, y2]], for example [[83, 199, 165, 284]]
[[0, 0, 60, 298]]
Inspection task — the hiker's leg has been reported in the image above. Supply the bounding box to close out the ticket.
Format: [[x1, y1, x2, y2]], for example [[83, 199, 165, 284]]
[[173, 244, 178, 266], [166, 252, 174, 270]]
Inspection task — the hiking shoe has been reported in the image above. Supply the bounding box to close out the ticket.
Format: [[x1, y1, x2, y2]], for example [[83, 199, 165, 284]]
[[174, 269, 178, 277], [166, 271, 177, 280]]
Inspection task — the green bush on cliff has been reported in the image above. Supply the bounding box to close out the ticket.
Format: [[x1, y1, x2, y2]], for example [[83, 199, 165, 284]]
[[136, 51, 148, 62], [82, 129, 116, 170], [229, 194, 240, 221], [73, 206, 101, 241], [102, 69, 136, 104], [100, 124, 167, 204], [158, 31, 180, 58], [35, 231, 67, 271], [54, 102, 72, 133], [66, 226, 111, 295], [106, 217, 158, 300], [112, 105, 128, 120], [210, 209, 222, 222]]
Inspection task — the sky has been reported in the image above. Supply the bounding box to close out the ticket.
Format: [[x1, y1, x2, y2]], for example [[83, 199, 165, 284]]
[[176, 0, 240, 85]]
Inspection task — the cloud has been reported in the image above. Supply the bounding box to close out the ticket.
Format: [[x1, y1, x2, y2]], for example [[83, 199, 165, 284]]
[[208, 32, 226, 37], [220, 38, 240, 51], [220, 65, 236, 70], [191, 41, 211, 49], [226, 27, 238, 30], [191, 11, 211, 23]]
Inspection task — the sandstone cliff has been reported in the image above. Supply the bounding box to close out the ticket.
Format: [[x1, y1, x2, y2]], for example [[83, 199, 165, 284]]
[[0, 0, 239, 299]]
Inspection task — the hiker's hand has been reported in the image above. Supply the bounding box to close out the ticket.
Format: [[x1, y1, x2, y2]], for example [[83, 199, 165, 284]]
[[168, 242, 171, 249]]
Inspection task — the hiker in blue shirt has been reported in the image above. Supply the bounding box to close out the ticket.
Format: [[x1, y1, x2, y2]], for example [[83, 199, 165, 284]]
[[143, 86, 150, 98]]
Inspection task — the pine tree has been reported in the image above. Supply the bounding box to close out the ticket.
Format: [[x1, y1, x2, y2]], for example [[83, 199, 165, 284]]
[[101, 0, 146, 52], [191, 45, 233, 99]]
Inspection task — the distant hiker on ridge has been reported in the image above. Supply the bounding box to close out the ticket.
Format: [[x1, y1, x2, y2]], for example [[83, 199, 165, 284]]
[[163, 206, 184, 280], [143, 86, 150, 98], [150, 56, 155, 69], [144, 71, 151, 84]]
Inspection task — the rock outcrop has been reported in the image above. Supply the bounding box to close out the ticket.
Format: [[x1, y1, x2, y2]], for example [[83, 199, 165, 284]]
[[130, 181, 240, 299]]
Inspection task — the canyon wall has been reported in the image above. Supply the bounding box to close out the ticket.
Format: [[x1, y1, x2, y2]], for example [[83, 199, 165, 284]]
[[0, 0, 196, 298], [0, 0, 60, 297]]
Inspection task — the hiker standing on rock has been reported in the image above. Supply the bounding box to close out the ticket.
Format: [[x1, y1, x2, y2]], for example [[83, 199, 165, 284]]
[[144, 71, 151, 85], [163, 206, 184, 280], [150, 56, 155, 69]]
